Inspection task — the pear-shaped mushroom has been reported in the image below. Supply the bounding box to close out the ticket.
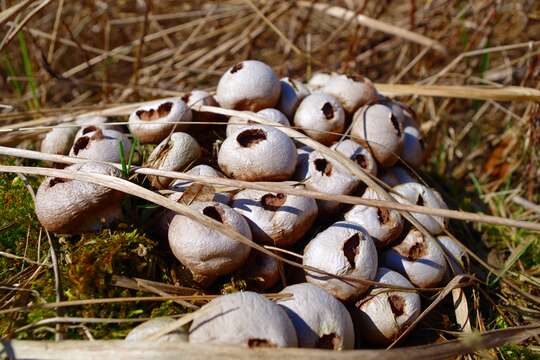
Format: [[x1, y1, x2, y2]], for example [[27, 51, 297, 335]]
[[331, 139, 377, 177], [129, 98, 192, 144], [168, 201, 251, 284], [231, 189, 318, 247], [320, 74, 377, 113], [35, 162, 124, 234], [344, 187, 404, 249], [218, 125, 297, 181], [215, 60, 281, 111], [352, 268, 421, 346], [303, 221, 378, 301], [225, 108, 290, 138], [278, 283, 355, 350], [69, 127, 131, 163], [382, 228, 448, 288], [277, 77, 310, 119], [380, 166, 418, 187], [181, 90, 220, 123], [189, 291, 298, 348], [294, 93, 345, 145], [126, 317, 188, 343], [41, 126, 78, 157], [307, 72, 331, 91], [146, 132, 201, 189]]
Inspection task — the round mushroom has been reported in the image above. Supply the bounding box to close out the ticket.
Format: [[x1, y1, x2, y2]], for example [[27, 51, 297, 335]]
[[320, 74, 377, 113], [69, 127, 131, 163], [303, 221, 378, 301], [277, 77, 310, 119], [307, 72, 331, 91], [235, 251, 281, 290], [126, 317, 188, 343], [231, 188, 318, 247], [294, 93, 345, 145], [278, 283, 355, 350], [331, 139, 378, 177], [35, 162, 124, 234], [189, 291, 298, 348], [181, 90, 220, 123], [225, 108, 290, 138], [215, 60, 281, 111], [41, 125, 78, 157], [169, 164, 231, 205], [218, 124, 297, 181], [438, 235, 469, 276]]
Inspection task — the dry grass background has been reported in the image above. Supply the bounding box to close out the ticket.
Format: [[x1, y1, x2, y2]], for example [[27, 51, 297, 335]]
[[0, 0, 539, 358]]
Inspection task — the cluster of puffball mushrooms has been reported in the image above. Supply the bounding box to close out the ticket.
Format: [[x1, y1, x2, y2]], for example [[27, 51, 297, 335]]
[[36, 60, 468, 349]]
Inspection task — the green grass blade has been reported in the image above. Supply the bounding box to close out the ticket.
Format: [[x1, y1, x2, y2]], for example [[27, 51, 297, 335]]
[[17, 30, 39, 110]]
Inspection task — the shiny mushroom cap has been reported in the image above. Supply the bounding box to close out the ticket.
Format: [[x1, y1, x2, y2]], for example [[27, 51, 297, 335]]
[[320, 74, 378, 113], [125, 317, 188, 343], [69, 127, 131, 163], [277, 77, 310, 119], [225, 108, 290, 138], [331, 139, 378, 177]]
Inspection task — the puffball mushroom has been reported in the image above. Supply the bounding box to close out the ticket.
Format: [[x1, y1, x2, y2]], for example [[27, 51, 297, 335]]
[[126, 317, 188, 343], [277, 77, 310, 119], [352, 268, 421, 346], [294, 93, 345, 145], [69, 127, 131, 163], [35, 162, 124, 234], [181, 90, 220, 123], [128, 98, 192, 144], [344, 187, 404, 249], [351, 103, 405, 167], [169, 164, 231, 205], [392, 182, 448, 234], [303, 221, 378, 301], [382, 228, 448, 288], [320, 74, 377, 113], [168, 201, 251, 284], [438, 235, 469, 275], [215, 60, 281, 111], [278, 283, 355, 350], [235, 251, 281, 290], [307, 72, 331, 91], [380, 165, 417, 187], [294, 146, 359, 215], [331, 139, 378, 177], [41, 126, 78, 156], [146, 132, 202, 189], [231, 188, 318, 247], [189, 291, 298, 348], [225, 108, 290, 138], [218, 124, 297, 181]]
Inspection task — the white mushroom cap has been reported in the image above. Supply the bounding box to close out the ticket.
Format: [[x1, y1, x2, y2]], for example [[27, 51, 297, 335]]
[[126, 317, 188, 343], [215, 60, 281, 111], [307, 72, 331, 91], [320, 74, 377, 113], [344, 187, 404, 249], [168, 201, 251, 283], [380, 166, 418, 187], [41, 126, 78, 156], [294, 93, 346, 145], [231, 189, 318, 247], [225, 108, 290, 138], [303, 221, 378, 301], [69, 128, 131, 163], [189, 291, 298, 348], [353, 268, 421, 345], [402, 123, 425, 168], [169, 164, 231, 205], [294, 146, 359, 215], [278, 283, 355, 349], [438, 235, 469, 275], [128, 98, 192, 144], [235, 251, 281, 290], [277, 77, 310, 119], [392, 182, 448, 234], [218, 125, 297, 181], [351, 103, 405, 167], [382, 228, 448, 288], [181, 90, 220, 123], [331, 139, 378, 177], [146, 132, 202, 189]]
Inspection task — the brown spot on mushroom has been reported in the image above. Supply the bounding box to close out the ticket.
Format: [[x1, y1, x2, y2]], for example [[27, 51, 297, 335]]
[[230, 62, 243, 74], [49, 177, 67, 187], [314, 158, 332, 176], [316, 333, 341, 350], [390, 114, 402, 137], [236, 128, 267, 147], [181, 94, 191, 103], [90, 128, 104, 140], [343, 234, 360, 269], [136, 102, 173, 121], [82, 125, 98, 135], [388, 294, 405, 317], [261, 193, 287, 211], [72, 136, 90, 155], [202, 206, 224, 223], [247, 338, 276, 348], [377, 208, 390, 224], [408, 241, 426, 261], [353, 153, 368, 168], [416, 194, 424, 206], [321, 102, 334, 119]]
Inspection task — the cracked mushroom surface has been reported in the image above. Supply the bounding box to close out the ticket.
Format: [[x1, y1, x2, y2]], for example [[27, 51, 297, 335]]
[[320, 74, 378, 113], [126, 317, 188, 343], [189, 291, 298, 348], [331, 139, 378, 177], [128, 98, 192, 144], [218, 125, 297, 181], [35, 162, 124, 234], [278, 283, 355, 350], [69, 127, 131, 163], [231, 189, 318, 247], [352, 267, 421, 346], [303, 221, 378, 301], [277, 77, 310, 119], [225, 108, 290, 137], [382, 228, 448, 288]]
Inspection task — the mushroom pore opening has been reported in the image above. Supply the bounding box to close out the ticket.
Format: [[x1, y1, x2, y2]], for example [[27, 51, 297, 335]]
[[314, 158, 333, 176], [82, 125, 98, 135], [136, 102, 173, 121], [390, 114, 402, 137], [261, 193, 287, 211], [343, 233, 360, 269], [321, 102, 334, 119], [49, 177, 68, 187], [353, 153, 368, 168], [73, 136, 90, 155], [236, 128, 267, 147], [416, 194, 424, 206], [230, 62, 243, 73], [377, 208, 391, 224], [388, 294, 405, 317], [181, 94, 191, 103], [407, 241, 427, 261], [247, 338, 276, 348], [316, 333, 341, 350], [202, 206, 224, 223]]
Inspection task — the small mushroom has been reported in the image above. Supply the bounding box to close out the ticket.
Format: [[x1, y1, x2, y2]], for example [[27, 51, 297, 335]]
[[189, 291, 298, 348], [235, 251, 281, 290], [231, 188, 318, 247], [35, 162, 124, 234], [303, 221, 378, 301], [382, 228, 448, 288], [438, 235, 469, 276], [331, 139, 377, 177], [128, 98, 192, 144], [277, 77, 310, 119], [168, 201, 252, 284], [278, 283, 355, 350], [294, 93, 345, 145], [169, 164, 231, 205], [69, 127, 132, 163], [352, 267, 421, 346], [146, 132, 202, 189], [218, 125, 297, 181], [380, 166, 418, 187], [392, 182, 448, 235], [225, 108, 290, 138], [307, 72, 331, 91], [344, 187, 404, 249], [294, 146, 359, 215], [126, 317, 188, 343], [215, 60, 281, 111], [320, 74, 377, 113], [41, 126, 78, 157], [351, 103, 405, 167], [181, 90, 220, 123]]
